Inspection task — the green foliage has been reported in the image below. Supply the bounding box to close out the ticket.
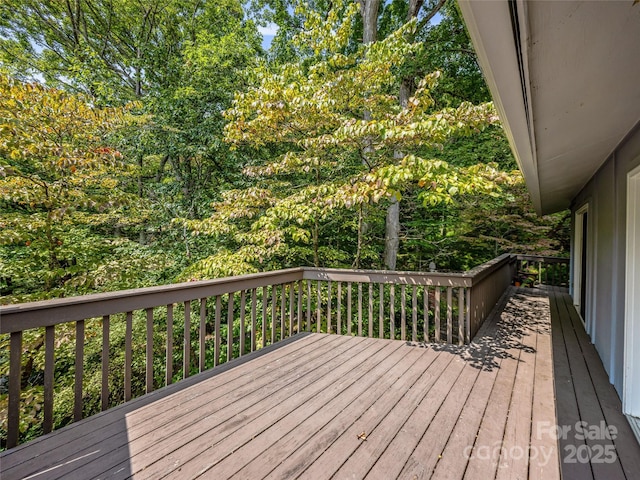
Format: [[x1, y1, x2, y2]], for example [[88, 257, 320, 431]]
[[0, 76, 169, 302], [0, 0, 571, 450], [183, 3, 505, 277]]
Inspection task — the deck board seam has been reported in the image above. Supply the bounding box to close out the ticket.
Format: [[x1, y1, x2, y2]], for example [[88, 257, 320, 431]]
[[185, 340, 407, 479], [3, 335, 352, 479], [71, 336, 384, 480], [238, 345, 437, 479], [0, 332, 327, 465]]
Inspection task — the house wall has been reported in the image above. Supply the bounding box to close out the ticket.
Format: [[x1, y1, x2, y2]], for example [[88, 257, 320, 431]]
[[571, 121, 640, 396]]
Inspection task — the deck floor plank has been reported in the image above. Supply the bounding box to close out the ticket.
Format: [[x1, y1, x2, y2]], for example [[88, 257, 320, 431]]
[[552, 288, 640, 480], [494, 291, 540, 480], [81, 336, 383, 480], [230, 342, 435, 479], [528, 295, 560, 480], [428, 289, 512, 480], [179, 339, 405, 479], [548, 289, 594, 480], [15, 334, 354, 480], [295, 348, 456, 480], [461, 309, 526, 479], [261, 348, 441, 479], [2, 286, 637, 480], [0, 332, 329, 476]]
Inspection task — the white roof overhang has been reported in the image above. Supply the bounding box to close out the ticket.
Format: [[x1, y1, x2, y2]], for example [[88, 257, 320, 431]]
[[458, 0, 640, 215]]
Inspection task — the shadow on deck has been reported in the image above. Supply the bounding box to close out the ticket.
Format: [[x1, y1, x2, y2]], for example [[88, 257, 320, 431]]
[[1, 287, 638, 479]]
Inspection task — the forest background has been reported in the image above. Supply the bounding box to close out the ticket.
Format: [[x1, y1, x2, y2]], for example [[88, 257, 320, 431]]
[[0, 0, 569, 446]]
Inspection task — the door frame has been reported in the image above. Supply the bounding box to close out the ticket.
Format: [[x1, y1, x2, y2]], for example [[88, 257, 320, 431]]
[[574, 203, 590, 329], [624, 164, 640, 425]]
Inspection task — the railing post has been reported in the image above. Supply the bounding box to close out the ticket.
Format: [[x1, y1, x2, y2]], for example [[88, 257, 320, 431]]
[[7, 331, 22, 448], [184, 302, 191, 377], [434, 288, 440, 342], [74, 320, 85, 422], [262, 287, 268, 347], [337, 282, 342, 335], [465, 288, 471, 344], [240, 291, 247, 356], [368, 283, 373, 338], [327, 281, 332, 334], [228, 292, 235, 361], [457, 288, 464, 346], [251, 289, 258, 351], [379, 284, 384, 339], [44, 325, 54, 434], [101, 315, 110, 410], [125, 312, 133, 401], [199, 299, 207, 370], [347, 282, 352, 336], [146, 308, 154, 392], [166, 305, 173, 385]]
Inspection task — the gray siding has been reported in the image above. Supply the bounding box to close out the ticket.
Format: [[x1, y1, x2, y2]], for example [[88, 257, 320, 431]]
[[571, 121, 640, 396]]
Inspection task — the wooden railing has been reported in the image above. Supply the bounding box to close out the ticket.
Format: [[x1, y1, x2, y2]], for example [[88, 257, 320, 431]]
[[0, 254, 518, 449], [515, 254, 570, 287]]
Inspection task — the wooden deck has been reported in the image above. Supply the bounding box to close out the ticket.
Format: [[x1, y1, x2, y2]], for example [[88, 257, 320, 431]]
[[1, 287, 638, 479], [549, 286, 640, 480]]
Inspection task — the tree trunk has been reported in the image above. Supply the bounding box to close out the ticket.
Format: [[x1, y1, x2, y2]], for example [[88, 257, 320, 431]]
[[384, 79, 410, 269], [384, 198, 400, 269], [382, 0, 445, 270], [354, 204, 364, 269], [360, 0, 381, 44]]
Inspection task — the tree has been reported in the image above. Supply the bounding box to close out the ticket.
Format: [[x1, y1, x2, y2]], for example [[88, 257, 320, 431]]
[[0, 75, 165, 301], [0, 0, 264, 267], [180, 2, 502, 279]]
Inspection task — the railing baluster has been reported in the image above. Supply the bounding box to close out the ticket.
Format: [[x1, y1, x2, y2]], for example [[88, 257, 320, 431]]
[[272, 285, 277, 343], [390, 284, 395, 339], [289, 283, 294, 337], [357, 282, 363, 337], [538, 261, 542, 284], [262, 286, 268, 346], [337, 282, 342, 335], [465, 288, 471, 344], [446, 287, 453, 344], [240, 290, 247, 356], [316, 281, 321, 333], [199, 298, 206, 371], [424, 287, 429, 342], [347, 282, 352, 336], [228, 293, 235, 361], [251, 289, 258, 352], [146, 308, 154, 392], [458, 287, 464, 346], [101, 315, 110, 411], [379, 284, 384, 339], [166, 304, 173, 385], [125, 312, 132, 401], [327, 281, 332, 334], [280, 285, 286, 341], [435, 288, 441, 342], [306, 281, 311, 332], [215, 296, 221, 366], [412, 286, 417, 342], [7, 331, 22, 448], [183, 302, 190, 378], [44, 325, 54, 434], [74, 319, 84, 422], [401, 284, 406, 341], [297, 280, 302, 334], [368, 283, 373, 338]]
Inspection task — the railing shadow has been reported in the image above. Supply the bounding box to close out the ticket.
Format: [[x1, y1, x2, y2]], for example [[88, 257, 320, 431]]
[[402, 287, 552, 373]]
